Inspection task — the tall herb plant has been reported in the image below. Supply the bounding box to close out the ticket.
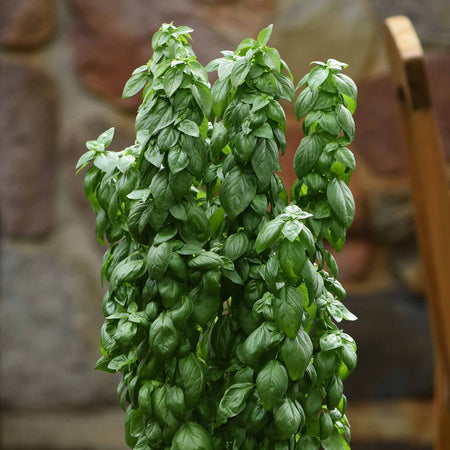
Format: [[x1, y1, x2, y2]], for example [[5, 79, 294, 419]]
[[77, 23, 358, 450]]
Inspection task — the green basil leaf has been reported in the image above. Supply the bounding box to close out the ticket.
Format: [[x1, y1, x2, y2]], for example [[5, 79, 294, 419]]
[[192, 81, 212, 116], [210, 121, 228, 156], [263, 47, 281, 72], [218, 382, 254, 424], [172, 421, 213, 450], [242, 322, 283, 368], [257, 24, 273, 46], [274, 397, 302, 439], [94, 152, 118, 173], [76, 150, 96, 172], [177, 353, 206, 408], [168, 147, 189, 174], [150, 170, 175, 211], [274, 285, 304, 338], [319, 112, 341, 136], [335, 104, 355, 141], [273, 71, 295, 101], [255, 219, 283, 253], [147, 242, 172, 281], [188, 251, 224, 270], [251, 138, 278, 188], [178, 119, 200, 137], [281, 220, 303, 242], [138, 381, 154, 416], [110, 259, 146, 289], [320, 332, 343, 351], [231, 57, 251, 87], [302, 259, 324, 299], [308, 66, 329, 89], [122, 72, 148, 98], [327, 178, 355, 227], [281, 329, 313, 380], [279, 239, 306, 281], [148, 312, 179, 359], [334, 73, 357, 100], [219, 167, 256, 220], [334, 147, 356, 171], [295, 87, 318, 120], [293, 134, 322, 179], [222, 233, 249, 261], [256, 360, 288, 411], [163, 66, 183, 97]]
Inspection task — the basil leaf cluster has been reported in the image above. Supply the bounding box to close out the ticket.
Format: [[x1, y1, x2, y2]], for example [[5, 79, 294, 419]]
[[77, 23, 358, 450]]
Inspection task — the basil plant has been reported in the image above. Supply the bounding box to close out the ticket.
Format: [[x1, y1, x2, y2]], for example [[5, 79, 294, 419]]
[[77, 23, 358, 450]]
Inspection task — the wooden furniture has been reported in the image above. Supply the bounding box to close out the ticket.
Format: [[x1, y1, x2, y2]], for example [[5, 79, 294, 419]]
[[384, 15, 450, 449]]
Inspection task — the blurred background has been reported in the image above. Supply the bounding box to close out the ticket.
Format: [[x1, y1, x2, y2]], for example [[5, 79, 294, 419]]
[[1, 0, 449, 449]]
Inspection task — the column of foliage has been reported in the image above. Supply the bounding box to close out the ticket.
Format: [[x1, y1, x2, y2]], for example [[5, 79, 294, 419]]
[[77, 24, 218, 449], [249, 59, 359, 448], [202, 26, 296, 448]]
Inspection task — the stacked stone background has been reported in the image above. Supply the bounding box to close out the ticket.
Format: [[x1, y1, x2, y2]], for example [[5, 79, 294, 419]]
[[1, 0, 449, 448]]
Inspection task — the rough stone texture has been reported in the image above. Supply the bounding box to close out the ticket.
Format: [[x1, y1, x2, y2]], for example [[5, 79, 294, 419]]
[[0, 238, 118, 409], [369, 0, 450, 46], [271, 0, 380, 82], [369, 188, 415, 243], [344, 290, 433, 399], [330, 239, 375, 282], [389, 240, 424, 292], [68, 0, 257, 110], [0, 0, 55, 49], [63, 114, 134, 226], [0, 58, 58, 237], [354, 52, 450, 174]]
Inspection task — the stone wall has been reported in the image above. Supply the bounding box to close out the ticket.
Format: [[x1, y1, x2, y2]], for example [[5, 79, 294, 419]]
[[1, 0, 449, 448]]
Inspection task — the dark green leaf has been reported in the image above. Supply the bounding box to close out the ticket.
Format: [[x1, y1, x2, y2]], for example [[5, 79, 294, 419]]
[[168, 147, 189, 174], [192, 81, 212, 116], [295, 86, 318, 120], [172, 421, 213, 450], [111, 259, 146, 288], [256, 360, 288, 411], [255, 219, 283, 253], [320, 333, 343, 351], [308, 67, 329, 89], [273, 71, 295, 101], [149, 312, 179, 359], [163, 66, 183, 97], [334, 147, 355, 171], [147, 242, 172, 281], [219, 167, 256, 220], [335, 104, 355, 141], [274, 398, 302, 439], [177, 354, 206, 408], [327, 178, 355, 227], [218, 382, 254, 424], [188, 251, 224, 270], [251, 138, 278, 187], [281, 329, 313, 380], [150, 170, 175, 211], [335, 73, 357, 99], [274, 285, 304, 338], [178, 119, 199, 137], [231, 57, 250, 87], [293, 134, 322, 178]]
